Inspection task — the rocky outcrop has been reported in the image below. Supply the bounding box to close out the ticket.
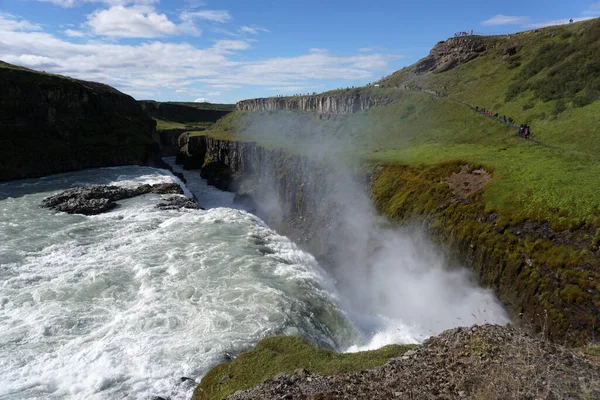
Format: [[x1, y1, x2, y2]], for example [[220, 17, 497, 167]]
[[236, 91, 395, 114], [41, 183, 186, 215], [414, 37, 489, 74], [156, 196, 203, 211], [0, 61, 157, 182], [224, 324, 600, 400]]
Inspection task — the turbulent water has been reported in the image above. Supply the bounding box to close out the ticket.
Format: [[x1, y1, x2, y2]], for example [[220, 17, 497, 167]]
[[0, 159, 508, 400]]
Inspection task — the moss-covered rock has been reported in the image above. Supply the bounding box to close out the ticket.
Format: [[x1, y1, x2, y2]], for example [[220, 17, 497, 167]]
[[192, 336, 415, 400], [371, 162, 600, 345]]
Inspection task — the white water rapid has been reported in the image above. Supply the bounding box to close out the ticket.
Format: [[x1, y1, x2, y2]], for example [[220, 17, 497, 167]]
[[0, 160, 508, 399]]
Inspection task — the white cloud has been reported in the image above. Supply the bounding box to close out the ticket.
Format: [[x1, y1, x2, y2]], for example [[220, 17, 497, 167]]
[[194, 97, 208, 102], [34, 0, 158, 7], [212, 39, 250, 53], [64, 29, 88, 37], [86, 5, 193, 38], [0, 15, 399, 101], [0, 13, 42, 31], [239, 25, 269, 35], [481, 14, 529, 26], [181, 10, 232, 23]]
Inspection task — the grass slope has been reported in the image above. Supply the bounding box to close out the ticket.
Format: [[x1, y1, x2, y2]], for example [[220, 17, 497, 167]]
[[193, 336, 415, 400]]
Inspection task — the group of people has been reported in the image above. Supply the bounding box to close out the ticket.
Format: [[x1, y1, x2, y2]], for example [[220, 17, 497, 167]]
[[519, 124, 531, 138], [454, 30, 474, 37], [474, 106, 529, 137]]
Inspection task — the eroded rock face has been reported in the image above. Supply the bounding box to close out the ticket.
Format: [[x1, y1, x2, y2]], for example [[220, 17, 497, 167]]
[[41, 183, 186, 215], [236, 92, 394, 114], [414, 37, 489, 74]]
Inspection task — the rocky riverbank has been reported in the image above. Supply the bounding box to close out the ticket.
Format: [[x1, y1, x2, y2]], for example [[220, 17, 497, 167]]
[[217, 325, 600, 400]]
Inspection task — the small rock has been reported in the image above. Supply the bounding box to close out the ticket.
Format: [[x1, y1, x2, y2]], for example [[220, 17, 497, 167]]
[[458, 390, 466, 397]]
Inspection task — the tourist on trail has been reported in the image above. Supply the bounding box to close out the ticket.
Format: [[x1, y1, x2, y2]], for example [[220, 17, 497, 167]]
[[503, 115, 507, 123], [519, 124, 524, 136], [524, 126, 530, 139]]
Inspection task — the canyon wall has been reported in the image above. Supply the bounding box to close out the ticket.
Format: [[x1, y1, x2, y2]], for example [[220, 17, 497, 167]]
[[0, 62, 157, 181], [236, 91, 395, 114]]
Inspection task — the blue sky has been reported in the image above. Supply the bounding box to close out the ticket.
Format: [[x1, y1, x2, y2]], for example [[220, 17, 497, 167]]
[[1, 0, 599, 103]]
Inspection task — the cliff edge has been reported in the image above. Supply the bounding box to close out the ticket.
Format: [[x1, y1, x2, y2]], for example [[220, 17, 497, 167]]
[[0, 61, 157, 181]]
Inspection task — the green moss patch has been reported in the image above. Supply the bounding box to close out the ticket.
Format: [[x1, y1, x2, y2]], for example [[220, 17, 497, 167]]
[[371, 162, 600, 345], [193, 336, 415, 400]]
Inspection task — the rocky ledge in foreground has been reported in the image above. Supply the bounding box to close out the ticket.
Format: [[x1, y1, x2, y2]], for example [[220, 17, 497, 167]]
[[41, 183, 200, 215], [226, 325, 600, 400]]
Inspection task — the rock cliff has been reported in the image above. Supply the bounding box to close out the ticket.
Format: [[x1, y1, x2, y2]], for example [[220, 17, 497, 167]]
[[178, 134, 341, 260], [0, 61, 157, 181], [236, 90, 395, 114]]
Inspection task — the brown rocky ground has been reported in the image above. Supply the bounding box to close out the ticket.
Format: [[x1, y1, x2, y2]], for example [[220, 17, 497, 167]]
[[227, 325, 600, 400]]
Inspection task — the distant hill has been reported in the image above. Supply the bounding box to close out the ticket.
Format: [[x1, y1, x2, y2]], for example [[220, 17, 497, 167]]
[[139, 100, 234, 127], [0, 61, 157, 181]]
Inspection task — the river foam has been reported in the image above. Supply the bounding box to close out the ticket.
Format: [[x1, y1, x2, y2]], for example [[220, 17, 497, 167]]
[[0, 166, 356, 400]]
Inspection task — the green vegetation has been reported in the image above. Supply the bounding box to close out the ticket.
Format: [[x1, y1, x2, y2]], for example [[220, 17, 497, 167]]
[[193, 336, 415, 400], [154, 119, 214, 131]]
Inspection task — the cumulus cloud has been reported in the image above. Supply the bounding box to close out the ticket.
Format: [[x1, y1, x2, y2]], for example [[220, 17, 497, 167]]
[[194, 97, 208, 102], [86, 5, 194, 38], [481, 14, 529, 26], [0, 13, 42, 31], [181, 10, 232, 23], [0, 15, 398, 101]]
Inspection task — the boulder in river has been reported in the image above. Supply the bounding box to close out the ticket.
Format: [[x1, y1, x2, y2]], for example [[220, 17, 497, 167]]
[[41, 183, 189, 215]]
